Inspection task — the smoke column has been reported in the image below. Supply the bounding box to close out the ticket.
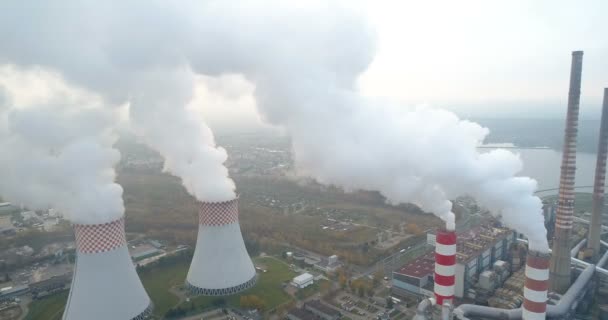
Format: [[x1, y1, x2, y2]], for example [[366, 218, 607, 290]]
[[0, 67, 124, 224], [0, 1, 547, 251]]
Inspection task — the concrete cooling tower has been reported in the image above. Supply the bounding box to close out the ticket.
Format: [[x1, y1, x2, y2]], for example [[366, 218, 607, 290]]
[[186, 198, 257, 295], [63, 217, 153, 320]]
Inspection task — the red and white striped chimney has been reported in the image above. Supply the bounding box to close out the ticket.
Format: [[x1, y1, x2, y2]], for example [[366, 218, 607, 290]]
[[434, 228, 456, 306], [523, 251, 550, 320]]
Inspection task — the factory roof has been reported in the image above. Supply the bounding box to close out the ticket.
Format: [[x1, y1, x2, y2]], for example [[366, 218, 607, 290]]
[[288, 308, 316, 320], [305, 300, 340, 317], [454, 224, 514, 263], [394, 252, 435, 279], [293, 273, 314, 283], [395, 223, 515, 278]]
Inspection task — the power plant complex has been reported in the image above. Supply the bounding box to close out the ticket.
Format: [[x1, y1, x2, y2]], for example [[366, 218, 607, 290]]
[[411, 51, 608, 320], [17, 50, 605, 320]]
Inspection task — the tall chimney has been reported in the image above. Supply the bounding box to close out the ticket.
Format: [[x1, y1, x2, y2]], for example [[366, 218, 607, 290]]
[[186, 198, 257, 295], [587, 88, 608, 261], [523, 251, 550, 320], [549, 50, 584, 293], [63, 217, 153, 320], [434, 228, 456, 306]]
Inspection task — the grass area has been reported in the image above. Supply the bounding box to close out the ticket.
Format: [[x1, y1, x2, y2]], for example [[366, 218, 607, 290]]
[[23, 257, 295, 320], [139, 261, 189, 317], [295, 279, 328, 300], [543, 192, 599, 214], [24, 261, 189, 320], [25, 291, 68, 320], [179, 257, 296, 314]]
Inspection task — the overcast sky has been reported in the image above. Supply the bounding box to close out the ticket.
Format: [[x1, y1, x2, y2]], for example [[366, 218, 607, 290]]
[[1, 1, 606, 131], [361, 0, 608, 118], [196, 0, 608, 130]]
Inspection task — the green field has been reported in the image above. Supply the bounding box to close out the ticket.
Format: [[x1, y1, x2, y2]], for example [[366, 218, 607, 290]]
[[177, 257, 296, 315], [543, 192, 598, 214], [140, 261, 190, 316], [25, 291, 68, 320], [24, 256, 298, 319]]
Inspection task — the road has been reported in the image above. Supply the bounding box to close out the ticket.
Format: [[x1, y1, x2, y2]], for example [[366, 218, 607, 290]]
[[352, 240, 429, 280]]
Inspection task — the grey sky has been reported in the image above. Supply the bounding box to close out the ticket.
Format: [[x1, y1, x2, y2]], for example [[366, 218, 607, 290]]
[[192, 0, 608, 129]]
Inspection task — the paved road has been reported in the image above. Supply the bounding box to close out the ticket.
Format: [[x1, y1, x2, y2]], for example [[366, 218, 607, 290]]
[[352, 240, 428, 280]]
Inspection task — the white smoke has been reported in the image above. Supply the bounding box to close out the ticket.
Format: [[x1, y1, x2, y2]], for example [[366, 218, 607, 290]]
[[0, 1, 548, 251], [0, 67, 124, 224]]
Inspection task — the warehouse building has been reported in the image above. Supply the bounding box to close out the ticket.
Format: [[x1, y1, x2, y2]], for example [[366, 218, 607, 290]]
[[304, 300, 340, 320], [292, 273, 314, 289]]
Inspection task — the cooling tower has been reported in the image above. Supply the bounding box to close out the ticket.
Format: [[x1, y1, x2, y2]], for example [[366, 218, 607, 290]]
[[523, 251, 550, 320], [434, 228, 456, 306], [550, 50, 583, 293], [63, 217, 152, 320], [587, 88, 608, 261], [186, 198, 257, 295]]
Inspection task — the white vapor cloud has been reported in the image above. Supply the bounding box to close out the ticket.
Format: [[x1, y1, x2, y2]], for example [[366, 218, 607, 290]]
[[0, 0, 548, 250], [0, 67, 124, 224]]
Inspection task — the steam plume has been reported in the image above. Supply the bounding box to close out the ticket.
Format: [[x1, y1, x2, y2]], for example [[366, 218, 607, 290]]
[[0, 67, 124, 224], [0, 1, 547, 251]]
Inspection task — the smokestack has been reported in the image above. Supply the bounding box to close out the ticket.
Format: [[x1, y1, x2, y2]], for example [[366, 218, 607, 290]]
[[63, 217, 152, 320], [186, 198, 257, 295], [550, 50, 584, 293], [434, 228, 456, 306], [523, 251, 550, 320], [587, 88, 608, 261]]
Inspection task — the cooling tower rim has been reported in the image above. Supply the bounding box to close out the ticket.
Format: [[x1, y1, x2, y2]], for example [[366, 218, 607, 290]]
[[527, 250, 551, 259], [186, 274, 257, 297], [71, 215, 124, 227], [199, 195, 240, 205]]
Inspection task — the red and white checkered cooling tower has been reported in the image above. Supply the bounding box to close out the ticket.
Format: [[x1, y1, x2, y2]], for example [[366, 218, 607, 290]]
[[434, 228, 456, 306], [186, 198, 257, 295], [523, 251, 550, 320], [63, 217, 152, 320]]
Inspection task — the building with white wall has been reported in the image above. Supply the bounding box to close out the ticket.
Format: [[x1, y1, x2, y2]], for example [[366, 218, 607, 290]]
[[292, 273, 314, 289]]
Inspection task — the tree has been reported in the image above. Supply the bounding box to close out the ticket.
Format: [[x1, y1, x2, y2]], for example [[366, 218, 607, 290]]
[[338, 272, 347, 289], [386, 297, 394, 309], [372, 271, 384, 287], [240, 296, 252, 309], [320, 280, 331, 296], [357, 286, 365, 297], [366, 287, 374, 297]]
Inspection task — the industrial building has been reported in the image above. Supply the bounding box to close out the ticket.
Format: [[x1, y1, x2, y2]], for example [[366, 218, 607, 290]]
[[186, 197, 257, 296], [0, 285, 29, 302], [412, 50, 608, 320], [292, 273, 314, 289], [392, 223, 516, 300], [303, 300, 341, 320], [29, 273, 72, 299], [315, 254, 341, 273]]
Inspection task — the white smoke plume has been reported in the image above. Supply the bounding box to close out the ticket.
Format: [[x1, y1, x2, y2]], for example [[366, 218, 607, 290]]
[[0, 1, 548, 251], [0, 67, 124, 224]]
